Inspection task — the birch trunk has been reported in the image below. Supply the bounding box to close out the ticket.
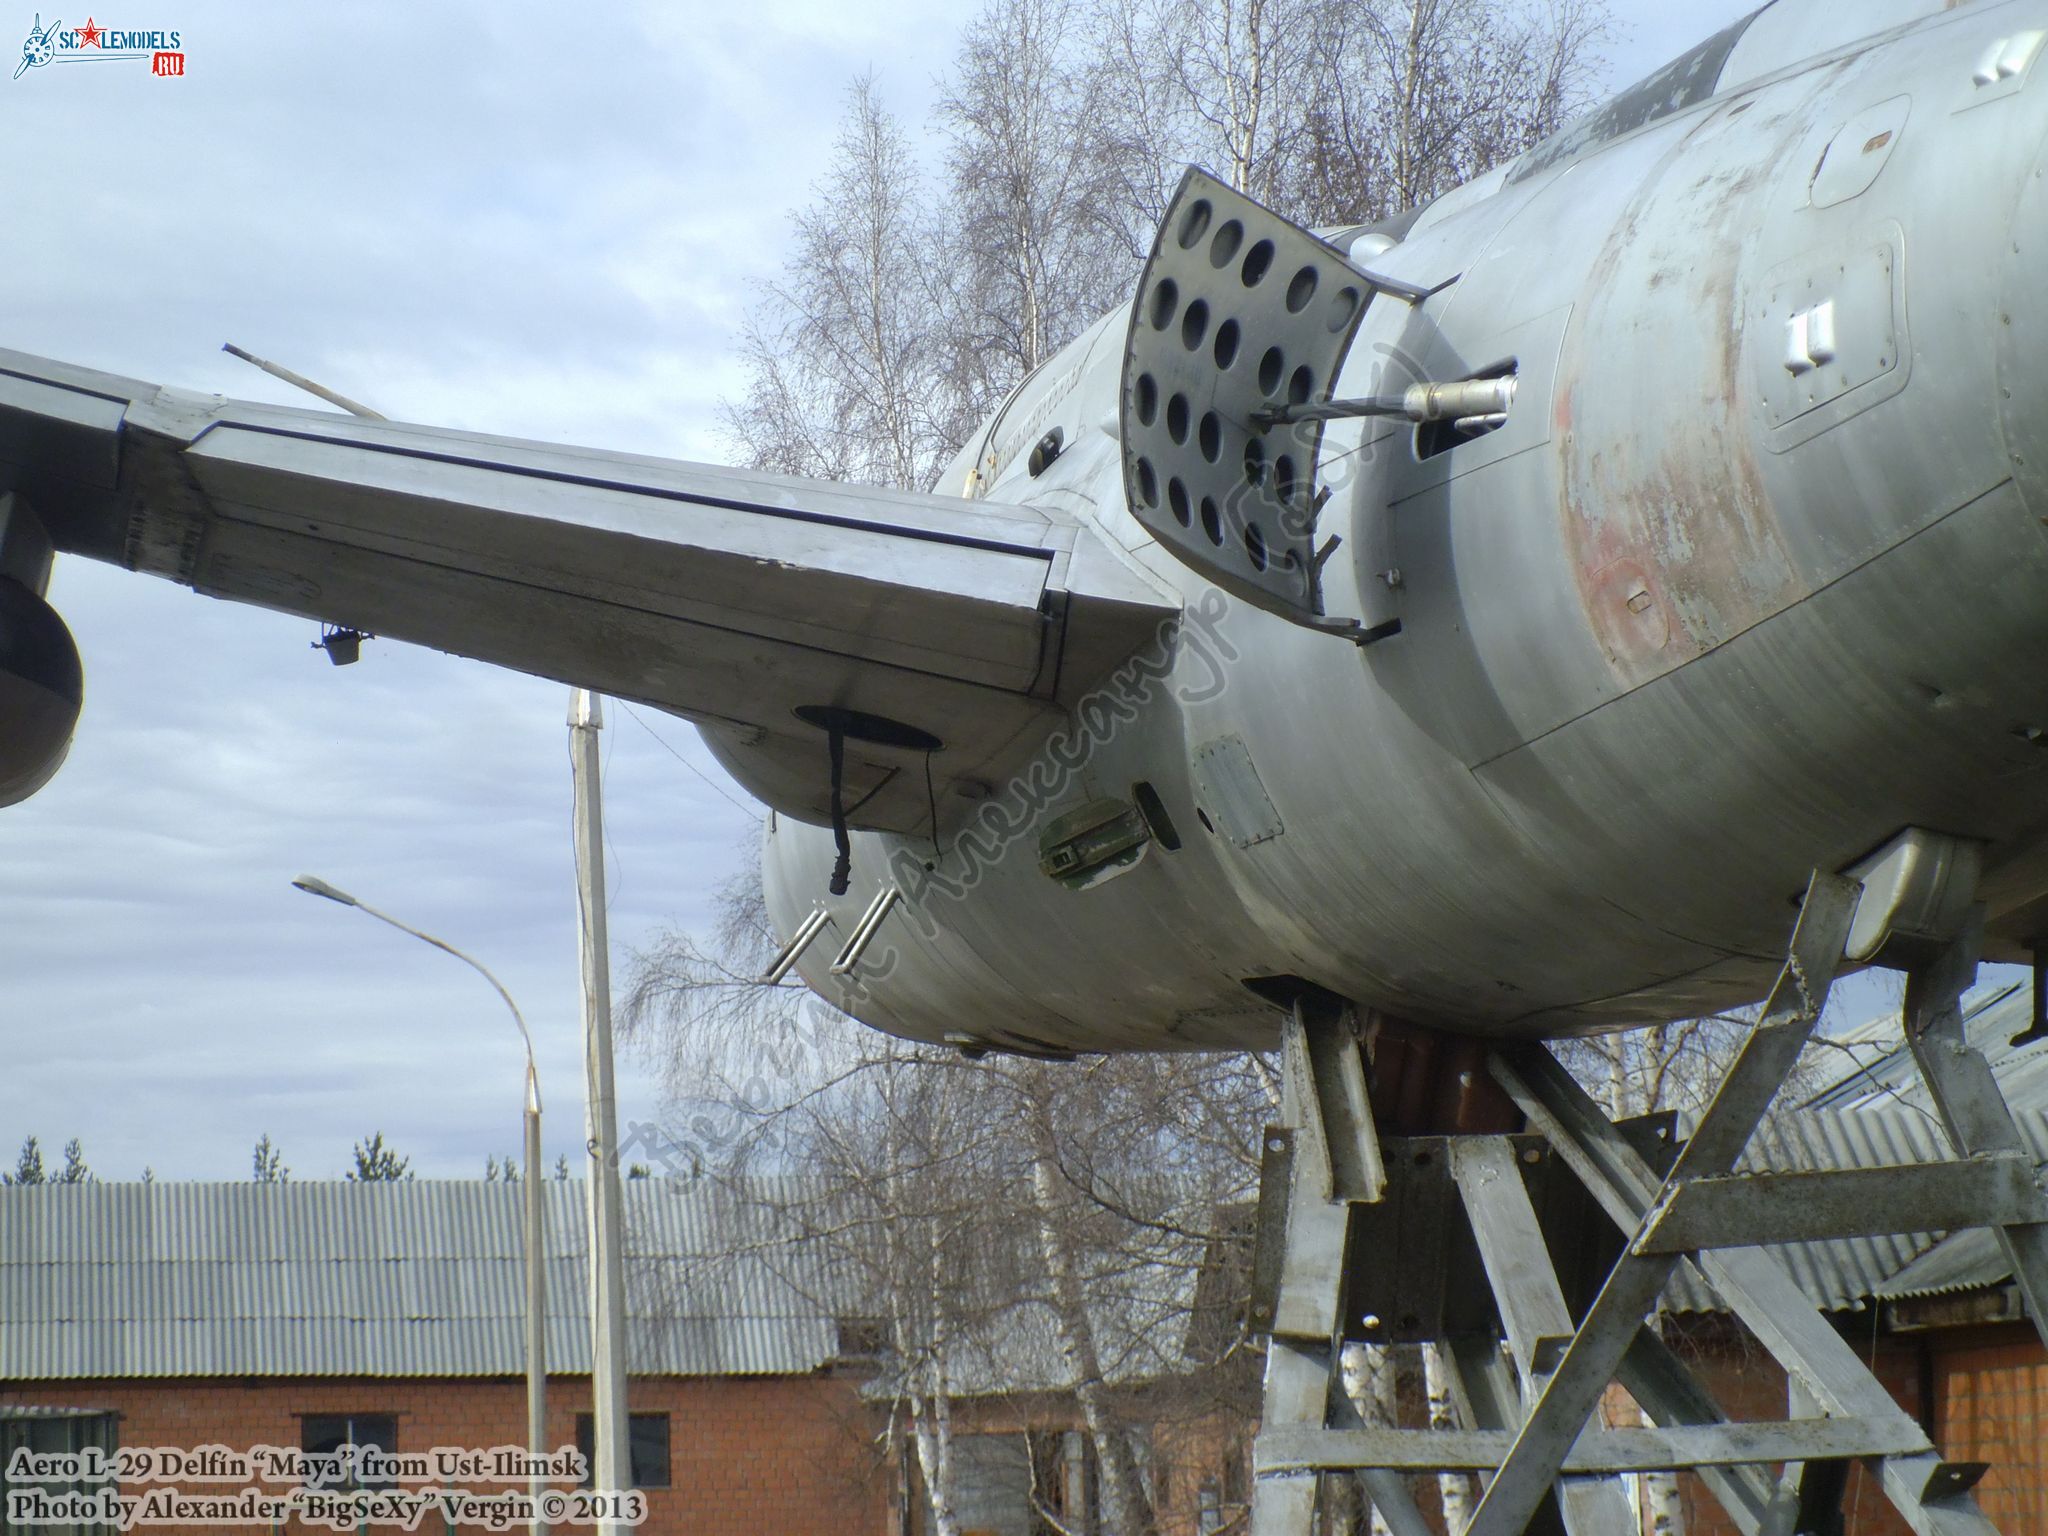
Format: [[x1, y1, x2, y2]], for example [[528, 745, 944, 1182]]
[[1339, 1342, 1397, 1536], [904, 1249, 962, 1536], [1422, 1344, 1473, 1532], [909, 1380, 963, 1536], [1643, 1470, 1683, 1536], [1026, 1106, 1151, 1534]]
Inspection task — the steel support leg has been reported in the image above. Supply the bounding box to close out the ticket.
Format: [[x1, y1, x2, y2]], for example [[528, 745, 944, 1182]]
[[1450, 1137, 1635, 1536], [1464, 873, 1861, 1536], [1902, 910, 2048, 1351], [1495, 1042, 2000, 1536], [1252, 997, 1429, 1536], [1248, 854, 2034, 1536]]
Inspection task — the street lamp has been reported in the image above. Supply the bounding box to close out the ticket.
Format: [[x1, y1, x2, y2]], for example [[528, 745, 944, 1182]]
[[292, 875, 550, 1522]]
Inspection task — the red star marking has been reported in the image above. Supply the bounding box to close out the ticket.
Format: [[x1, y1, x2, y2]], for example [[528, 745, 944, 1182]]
[[75, 17, 102, 46]]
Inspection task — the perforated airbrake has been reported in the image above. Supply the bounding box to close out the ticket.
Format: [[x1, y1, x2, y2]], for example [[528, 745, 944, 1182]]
[[1120, 170, 1445, 640]]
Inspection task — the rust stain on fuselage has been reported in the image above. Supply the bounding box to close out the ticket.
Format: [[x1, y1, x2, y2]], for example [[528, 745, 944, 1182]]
[[1560, 98, 1810, 690]]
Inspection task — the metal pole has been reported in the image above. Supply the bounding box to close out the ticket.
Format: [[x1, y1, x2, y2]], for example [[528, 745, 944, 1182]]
[[569, 689, 630, 1530], [524, 1067, 548, 1536], [287, 877, 549, 1527]]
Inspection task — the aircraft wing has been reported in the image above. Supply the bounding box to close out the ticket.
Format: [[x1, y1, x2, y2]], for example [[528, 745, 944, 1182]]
[[0, 348, 1178, 833]]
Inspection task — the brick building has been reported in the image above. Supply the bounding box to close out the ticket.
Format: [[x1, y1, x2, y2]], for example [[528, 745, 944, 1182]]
[[7, 985, 2044, 1536], [0, 1180, 890, 1536], [0, 1178, 1249, 1536]]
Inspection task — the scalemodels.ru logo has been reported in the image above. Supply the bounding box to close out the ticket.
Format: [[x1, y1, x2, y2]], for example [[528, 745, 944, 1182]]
[[14, 13, 185, 78]]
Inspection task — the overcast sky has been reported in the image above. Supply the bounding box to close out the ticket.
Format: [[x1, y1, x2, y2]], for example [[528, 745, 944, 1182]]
[[0, 0, 1813, 1182]]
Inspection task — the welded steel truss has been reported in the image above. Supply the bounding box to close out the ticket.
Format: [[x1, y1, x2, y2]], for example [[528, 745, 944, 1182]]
[[1249, 863, 2048, 1536]]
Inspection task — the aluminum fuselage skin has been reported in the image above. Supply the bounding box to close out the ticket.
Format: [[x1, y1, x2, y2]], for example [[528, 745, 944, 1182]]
[[762, 0, 2048, 1054]]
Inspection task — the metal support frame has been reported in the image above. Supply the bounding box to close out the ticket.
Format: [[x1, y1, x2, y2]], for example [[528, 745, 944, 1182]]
[[1246, 859, 2047, 1536], [1254, 994, 1431, 1536], [1901, 909, 2048, 1346]]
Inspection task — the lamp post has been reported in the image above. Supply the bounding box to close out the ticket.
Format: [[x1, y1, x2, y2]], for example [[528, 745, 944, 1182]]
[[291, 876, 549, 1526], [567, 692, 630, 1531]]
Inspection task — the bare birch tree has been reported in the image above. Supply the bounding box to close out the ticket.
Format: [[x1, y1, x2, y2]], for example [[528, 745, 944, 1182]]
[[1089, 0, 1333, 217], [725, 75, 962, 491], [937, 0, 1133, 404], [1299, 0, 1608, 220], [620, 851, 1276, 1536], [1093, 0, 1608, 232], [731, 0, 1613, 505]]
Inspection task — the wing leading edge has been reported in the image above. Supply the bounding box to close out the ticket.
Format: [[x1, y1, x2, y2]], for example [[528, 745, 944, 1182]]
[[0, 347, 1179, 833]]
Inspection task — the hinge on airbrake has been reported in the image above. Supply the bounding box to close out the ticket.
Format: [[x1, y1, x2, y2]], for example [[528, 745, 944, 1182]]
[[1120, 169, 1470, 645]]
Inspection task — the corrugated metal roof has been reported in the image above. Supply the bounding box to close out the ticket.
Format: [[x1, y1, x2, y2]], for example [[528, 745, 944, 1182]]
[[0, 1179, 841, 1381], [1876, 1229, 2014, 1301], [10, 1027, 2045, 1386], [1800, 980, 2048, 1115]]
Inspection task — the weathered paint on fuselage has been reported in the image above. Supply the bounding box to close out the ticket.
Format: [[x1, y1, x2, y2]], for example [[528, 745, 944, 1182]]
[[764, 0, 2048, 1053]]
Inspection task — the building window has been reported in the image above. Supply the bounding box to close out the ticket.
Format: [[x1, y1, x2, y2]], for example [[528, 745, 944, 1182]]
[[299, 1414, 398, 1490], [1, 1411, 118, 1536], [834, 1315, 887, 1359], [574, 1414, 670, 1489]]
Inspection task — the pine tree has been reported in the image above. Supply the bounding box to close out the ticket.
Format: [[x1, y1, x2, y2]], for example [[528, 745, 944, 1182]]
[[4, 1134, 44, 1185], [252, 1134, 290, 1183], [346, 1132, 413, 1182], [58, 1138, 91, 1183]]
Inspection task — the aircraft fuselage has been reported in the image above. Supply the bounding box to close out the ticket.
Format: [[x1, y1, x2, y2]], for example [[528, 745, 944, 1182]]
[[762, 0, 2048, 1053]]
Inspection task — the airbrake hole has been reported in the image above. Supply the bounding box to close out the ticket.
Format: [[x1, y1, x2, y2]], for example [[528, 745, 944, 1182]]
[[1241, 240, 1276, 287], [1149, 279, 1179, 331], [1178, 199, 1213, 249], [1275, 454, 1298, 498], [1258, 347, 1285, 395], [1245, 522, 1268, 571], [793, 705, 944, 753], [1212, 318, 1241, 371], [1210, 219, 1244, 268]]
